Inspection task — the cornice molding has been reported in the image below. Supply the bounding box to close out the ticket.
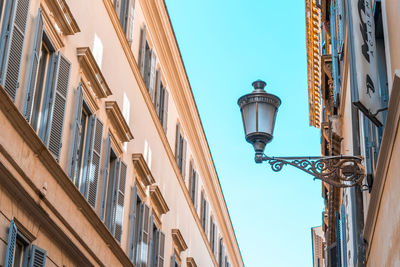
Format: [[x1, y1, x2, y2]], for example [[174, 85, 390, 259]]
[[0, 86, 133, 266], [132, 153, 156, 185], [77, 47, 112, 99], [43, 0, 80, 35], [105, 101, 134, 143], [364, 70, 400, 259], [186, 257, 197, 267], [41, 4, 64, 50], [149, 185, 169, 228], [171, 228, 188, 258]]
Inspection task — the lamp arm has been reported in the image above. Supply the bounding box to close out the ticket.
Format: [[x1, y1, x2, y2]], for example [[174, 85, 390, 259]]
[[255, 154, 365, 188]]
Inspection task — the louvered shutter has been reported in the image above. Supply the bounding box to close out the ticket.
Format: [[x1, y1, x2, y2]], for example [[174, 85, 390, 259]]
[[119, 0, 128, 31], [188, 160, 193, 187], [330, 0, 340, 107], [194, 172, 198, 209], [141, 205, 150, 266], [86, 117, 103, 208], [337, 0, 344, 55], [114, 160, 127, 242], [149, 51, 157, 102], [100, 134, 111, 221], [113, 0, 121, 20], [126, 0, 135, 45], [170, 254, 176, 267], [363, 115, 374, 190], [128, 184, 138, 261], [162, 89, 168, 133], [5, 220, 18, 267], [157, 231, 165, 267], [200, 191, 205, 227], [46, 53, 71, 161], [340, 204, 348, 267], [139, 27, 146, 77], [218, 239, 224, 267], [68, 85, 83, 180], [205, 200, 209, 233], [24, 9, 43, 121], [175, 124, 181, 163], [28, 245, 46, 267], [135, 203, 144, 265], [107, 159, 120, 231], [147, 215, 154, 266], [155, 69, 161, 112], [335, 211, 342, 266], [181, 139, 187, 178], [0, 0, 30, 101]]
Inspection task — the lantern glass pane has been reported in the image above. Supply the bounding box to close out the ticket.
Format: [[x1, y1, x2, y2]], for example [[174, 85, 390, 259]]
[[242, 102, 257, 136], [258, 102, 276, 136]]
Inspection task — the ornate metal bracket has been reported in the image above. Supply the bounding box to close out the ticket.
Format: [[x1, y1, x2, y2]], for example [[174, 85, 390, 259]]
[[255, 154, 365, 188]]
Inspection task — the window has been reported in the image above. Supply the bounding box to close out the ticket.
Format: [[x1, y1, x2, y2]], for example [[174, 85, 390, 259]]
[[148, 222, 165, 267], [113, 0, 135, 44], [218, 238, 224, 267], [200, 191, 209, 232], [101, 138, 127, 242], [210, 217, 216, 254], [188, 161, 198, 208], [175, 123, 187, 178], [155, 70, 169, 132], [0, 0, 30, 101], [69, 86, 103, 208], [23, 9, 71, 161], [4, 220, 47, 267], [171, 253, 179, 267]]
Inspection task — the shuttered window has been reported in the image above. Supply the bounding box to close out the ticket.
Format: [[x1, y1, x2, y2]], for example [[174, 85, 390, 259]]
[[28, 245, 47, 267], [140, 205, 151, 266], [128, 184, 138, 261], [188, 164, 198, 208], [330, 0, 340, 108], [175, 123, 187, 178], [218, 238, 224, 267], [154, 70, 169, 132], [210, 217, 216, 253], [115, 0, 135, 45], [0, 0, 30, 101], [200, 191, 209, 232], [5, 220, 18, 266], [340, 204, 348, 267], [157, 231, 165, 267]]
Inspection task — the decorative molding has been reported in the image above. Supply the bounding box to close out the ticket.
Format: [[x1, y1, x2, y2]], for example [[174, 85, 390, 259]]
[[132, 153, 155, 186], [81, 80, 99, 112], [364, 70, 400, 259], [77, 47, 112, 99], [149, 185, 169, 227], [171, 229, 188, 260], [41, 4, 64, 50], [186, 257, 197, 267], [109, 129, 123, 156], [43, 0, 80, 35], [105, 101, 134, 143]]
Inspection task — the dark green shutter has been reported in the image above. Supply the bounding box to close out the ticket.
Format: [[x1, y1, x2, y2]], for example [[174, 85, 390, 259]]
[[5, 220, 18, 267], [68, 85, 83, 179], [0, 0, 30, 101], [86, 117, 103, 208], [28, 245, 46, 267], [114, 160, 127, 242], [128, 184, 138, 261], [139, 26, 146, 77], [24, 9, 43, 121], [46, 53, 71, 161], [162, 88, 168, 133], [100, 134, 111, 221]]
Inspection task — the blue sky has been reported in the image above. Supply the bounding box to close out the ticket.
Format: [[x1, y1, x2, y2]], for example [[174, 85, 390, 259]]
[[165, 1, 324, 266]]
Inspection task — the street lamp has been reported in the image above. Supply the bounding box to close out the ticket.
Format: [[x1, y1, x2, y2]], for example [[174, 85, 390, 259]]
[[238, 80, 365, 188]]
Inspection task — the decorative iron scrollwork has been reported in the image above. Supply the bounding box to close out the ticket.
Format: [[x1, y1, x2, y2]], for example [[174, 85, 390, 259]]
[[256, 154, 365, 188]]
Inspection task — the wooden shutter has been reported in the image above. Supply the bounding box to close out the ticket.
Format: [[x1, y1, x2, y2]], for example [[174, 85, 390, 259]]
[[24, 9, 43, 120], [181, 139, 187, 178], [170, 254, 176, 267], [335, 211, 342, 266], [194, 171, 198, 209], [135, 203, 144, 265], [86, 117, 103, 208], [200, 191, 205, 228], [5, 220, 18, 267], [330, 0, 340, 107], [139, 26, 146, 77], [0, 0, 30, 101], [140, 205, 150, 265], [68, 85, 83, 179], [126, 0, 135, 45], [119, 0, 128, 32], [149, 51, 157, 102], [128, 184, 138, 261], [46, 53, 71, 161], [155, 69, 161, 112], [157, 231, 165, 267], [175, 124, 181, 163], [205, 200, 209, 234], [100, 134, 111, 221], [114, 160, 127, 242], [28, 245, 46, 267], [337, 0, 344, 55], [147, 215, 154, 266], [340, 204, 347, 267], [113, 0, 122, 20], [162, 88, 168, 133]]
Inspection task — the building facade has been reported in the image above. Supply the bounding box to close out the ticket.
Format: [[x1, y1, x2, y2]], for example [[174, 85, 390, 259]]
[[0, 0, 244, 266], [306, 0, 400, 266]]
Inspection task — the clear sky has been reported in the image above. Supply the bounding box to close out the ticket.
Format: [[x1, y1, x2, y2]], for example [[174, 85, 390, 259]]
[[164, 1, 324, 266]]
